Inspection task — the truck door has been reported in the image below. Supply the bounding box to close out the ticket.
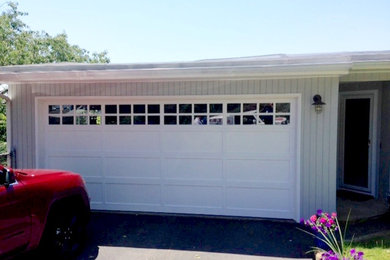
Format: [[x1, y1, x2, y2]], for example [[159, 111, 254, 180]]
[[0, 170, 31, 256]]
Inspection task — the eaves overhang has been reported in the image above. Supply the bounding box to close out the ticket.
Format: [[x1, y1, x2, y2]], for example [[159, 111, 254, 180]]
[[0, 62, 352, 83], [2, 50, 390, 84]]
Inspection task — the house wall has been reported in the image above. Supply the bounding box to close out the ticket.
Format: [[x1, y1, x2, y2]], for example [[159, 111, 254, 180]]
[[381, 82, 390, 200], [8, 77, 340, 219], [339, 81, 390, 199]]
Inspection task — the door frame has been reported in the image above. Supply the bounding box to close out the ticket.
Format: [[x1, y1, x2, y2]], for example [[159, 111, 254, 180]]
[[338, 90, 378, 196]]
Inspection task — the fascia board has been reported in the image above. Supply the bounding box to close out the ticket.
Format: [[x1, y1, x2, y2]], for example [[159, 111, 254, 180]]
[[0, 63, 352, 83], [349, 61, 390, 73]]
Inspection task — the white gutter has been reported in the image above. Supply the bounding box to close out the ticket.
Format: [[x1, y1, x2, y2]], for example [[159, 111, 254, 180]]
[[0, 63, 353, 83]]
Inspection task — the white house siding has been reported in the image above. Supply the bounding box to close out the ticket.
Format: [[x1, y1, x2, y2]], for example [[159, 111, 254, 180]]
[[8, 77, 340, 219], [381, 83, 390, 200]]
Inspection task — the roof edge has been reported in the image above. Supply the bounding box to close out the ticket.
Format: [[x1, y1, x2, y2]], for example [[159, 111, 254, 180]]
[[2, 50, 390, 83], [0, 63, 352, 83]]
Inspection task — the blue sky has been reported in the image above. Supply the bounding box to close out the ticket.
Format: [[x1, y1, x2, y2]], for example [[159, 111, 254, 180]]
[[9, 0, 390, 63]]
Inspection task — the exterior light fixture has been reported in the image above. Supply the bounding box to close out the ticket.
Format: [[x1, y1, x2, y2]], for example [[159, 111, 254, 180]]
[[312, 94, 326, 113]]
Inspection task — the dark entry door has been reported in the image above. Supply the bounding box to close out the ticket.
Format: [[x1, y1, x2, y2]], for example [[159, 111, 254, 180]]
[[343, 98, 370, 190]]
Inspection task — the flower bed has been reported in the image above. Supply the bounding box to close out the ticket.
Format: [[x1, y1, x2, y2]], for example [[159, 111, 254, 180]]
[[300, 209, 364, 260]]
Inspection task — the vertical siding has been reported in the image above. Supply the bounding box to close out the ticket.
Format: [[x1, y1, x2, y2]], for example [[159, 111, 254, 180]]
[[9, 76, 340, 219], [380, 82, 390, 200]]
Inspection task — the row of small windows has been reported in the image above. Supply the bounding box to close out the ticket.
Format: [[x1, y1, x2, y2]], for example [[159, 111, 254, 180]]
[[49, 104, 224, 115], [48, 102, 291, 126], [49, 103, 290, 114], [49, 114, 291, 125]]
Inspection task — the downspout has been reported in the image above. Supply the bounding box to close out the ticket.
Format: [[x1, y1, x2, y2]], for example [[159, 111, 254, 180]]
[[0, 93, 12, 167]]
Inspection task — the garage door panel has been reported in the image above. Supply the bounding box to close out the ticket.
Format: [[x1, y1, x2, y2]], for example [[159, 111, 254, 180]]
[[163, 179, 223, 187], [163, 206, 226, 216], [226, 188, 291, 211], [162, 132, 222, 154], [225, 160, 290, 182], [225, 131, 290, 155], [223, 154, 291, 160], [162, 158, 223, 181], [163, 185, 223, 208], [103, 132, 160, 152], [102, 204, 164, 212], [105, 184, 161, 205], [104, 177, 161, 185], [105, 157, 160, 178], [224, 208, 291, 219], [86, 182, 104, 205], [47, 156, 103, 177], [47, 131, 102, 151], [226, 181, 290, 189]]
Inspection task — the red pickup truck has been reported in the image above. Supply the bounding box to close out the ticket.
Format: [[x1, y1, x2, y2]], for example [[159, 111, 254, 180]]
[[0, 165, 90, 258]]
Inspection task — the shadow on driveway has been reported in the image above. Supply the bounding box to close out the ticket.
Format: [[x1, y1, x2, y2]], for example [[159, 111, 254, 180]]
[[77, 212, 313, 259]]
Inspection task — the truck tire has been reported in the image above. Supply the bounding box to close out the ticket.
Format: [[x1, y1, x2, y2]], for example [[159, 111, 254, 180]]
[[41, 204, 87, 258]]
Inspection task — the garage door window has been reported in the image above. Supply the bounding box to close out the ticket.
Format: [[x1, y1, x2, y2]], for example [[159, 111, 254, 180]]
[[48, 104, 77, 125], [119, 105, 132, 125], [61, 105, 74, 125], [48, 105, 60, 124], [75, 105, 88, 125], [89, 105, 102, 125], [147, 105, 160, 125], [179, 104, 192, 113], [104, 104, 132, 125], [48, 101, 291, 126], [181, 104, 192, 123], [227, 102, 291, 125], [133, 104, 145, 125]]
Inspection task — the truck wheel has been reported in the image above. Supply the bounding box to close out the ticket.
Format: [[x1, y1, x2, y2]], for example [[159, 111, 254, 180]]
[[42, 206, 87, 258]]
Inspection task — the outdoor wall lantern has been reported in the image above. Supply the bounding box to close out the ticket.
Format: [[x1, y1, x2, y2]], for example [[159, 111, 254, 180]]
[[312, 94, 326, 113]]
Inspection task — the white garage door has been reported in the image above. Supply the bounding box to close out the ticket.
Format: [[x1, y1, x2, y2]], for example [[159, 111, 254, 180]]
[[36, 95, 299, 220]]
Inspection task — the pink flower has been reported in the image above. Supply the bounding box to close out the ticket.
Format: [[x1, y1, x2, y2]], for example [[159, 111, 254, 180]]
[[320, 218, 327, 224], [331, 212, 337, 218], [328, 219, 334, 225], [310, 215, 317, 222]]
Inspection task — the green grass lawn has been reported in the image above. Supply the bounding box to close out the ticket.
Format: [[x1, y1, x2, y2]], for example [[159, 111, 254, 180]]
[[351, 236, 390, 260]]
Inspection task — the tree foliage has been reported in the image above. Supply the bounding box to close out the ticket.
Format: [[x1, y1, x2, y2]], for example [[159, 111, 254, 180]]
[[0, 2, 110, 146], [0, 2, 110, 65]]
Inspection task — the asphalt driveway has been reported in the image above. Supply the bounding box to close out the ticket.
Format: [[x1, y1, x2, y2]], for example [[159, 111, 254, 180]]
[[76, 212, 313, 259]]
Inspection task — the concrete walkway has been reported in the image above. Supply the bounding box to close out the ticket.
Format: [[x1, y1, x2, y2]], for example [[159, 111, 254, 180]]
[[337, 197, 388, 222], [96, 246, 310, 260]]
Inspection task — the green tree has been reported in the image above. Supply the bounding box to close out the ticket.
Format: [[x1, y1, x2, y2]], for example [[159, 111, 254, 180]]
[[0, 2, 110, 156], [0, 2, 110, 65]]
